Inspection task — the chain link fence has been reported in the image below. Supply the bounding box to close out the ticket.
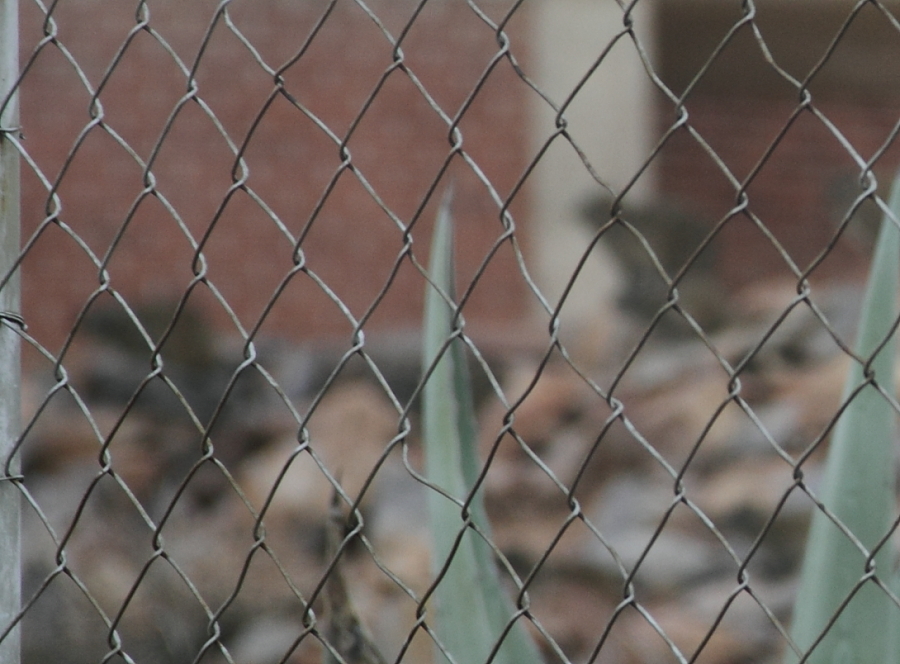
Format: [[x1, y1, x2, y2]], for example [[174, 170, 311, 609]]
[[2, 1, 900, 663]]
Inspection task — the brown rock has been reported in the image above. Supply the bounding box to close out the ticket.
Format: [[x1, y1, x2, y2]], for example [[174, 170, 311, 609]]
[[238, 380, 400, 524]]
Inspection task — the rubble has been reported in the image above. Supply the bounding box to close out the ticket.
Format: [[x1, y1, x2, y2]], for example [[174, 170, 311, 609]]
[[16, 278, 877, 663]]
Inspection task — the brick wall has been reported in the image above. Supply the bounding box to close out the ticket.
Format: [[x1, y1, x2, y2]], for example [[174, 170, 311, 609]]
[[17, 0, 899, 353], [657, 94, 900, 290], [655, 0, 900, 291], [16, 1, 533, 350]]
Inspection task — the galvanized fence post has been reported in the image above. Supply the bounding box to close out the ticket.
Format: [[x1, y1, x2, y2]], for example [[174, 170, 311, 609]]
[[0, 0, 20, 661]]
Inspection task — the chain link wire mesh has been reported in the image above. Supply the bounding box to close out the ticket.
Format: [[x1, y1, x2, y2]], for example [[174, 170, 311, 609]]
[[2, 0, 900, 663]]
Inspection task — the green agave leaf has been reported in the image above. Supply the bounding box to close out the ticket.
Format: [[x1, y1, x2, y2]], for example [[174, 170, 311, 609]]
[[786, 176, 900, 664], [422, 190, 543, 664]]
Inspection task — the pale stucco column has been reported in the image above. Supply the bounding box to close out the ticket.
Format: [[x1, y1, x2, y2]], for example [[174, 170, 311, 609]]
[[529, 0, 656, 353]]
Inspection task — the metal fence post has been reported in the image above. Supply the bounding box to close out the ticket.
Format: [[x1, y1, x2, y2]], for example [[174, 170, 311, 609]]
[[0, 0, 20, 661]]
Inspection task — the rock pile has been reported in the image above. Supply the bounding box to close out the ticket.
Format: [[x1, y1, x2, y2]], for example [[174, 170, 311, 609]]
[[15, 277, 875, 664]]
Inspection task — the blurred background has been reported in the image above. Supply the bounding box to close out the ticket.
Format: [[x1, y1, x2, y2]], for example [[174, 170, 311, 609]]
[[6, 1, 900, 663]]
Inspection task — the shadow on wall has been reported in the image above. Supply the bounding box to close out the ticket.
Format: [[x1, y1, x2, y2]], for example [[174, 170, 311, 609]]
[[581, 195, 727, 338]]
